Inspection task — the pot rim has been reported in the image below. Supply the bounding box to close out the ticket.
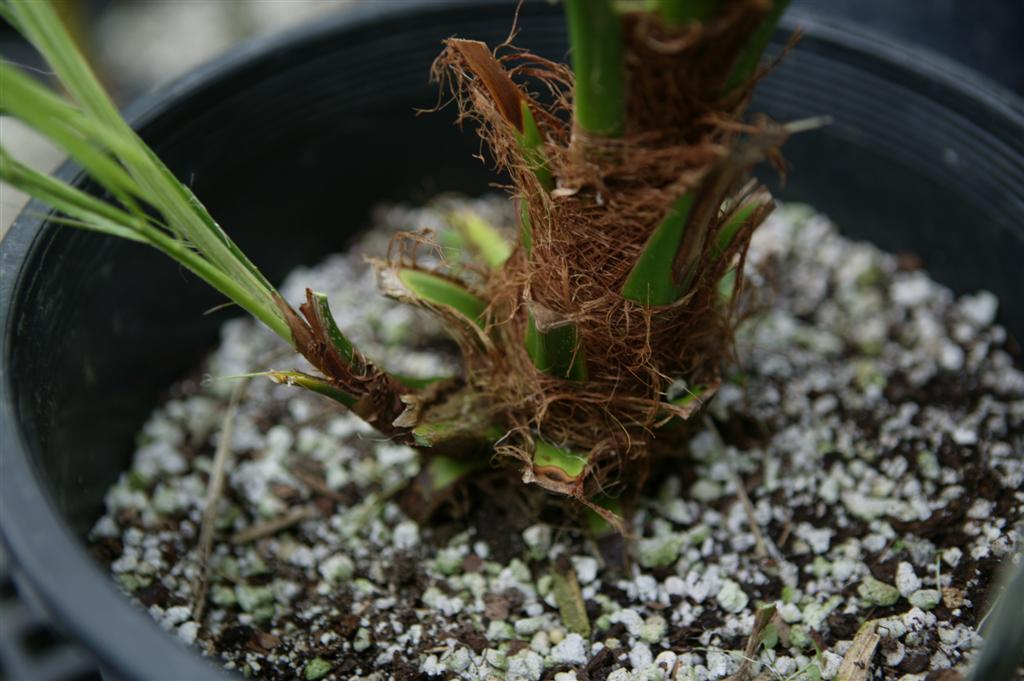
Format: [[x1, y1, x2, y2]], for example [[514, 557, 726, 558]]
[[0, 2, 1021, 680]]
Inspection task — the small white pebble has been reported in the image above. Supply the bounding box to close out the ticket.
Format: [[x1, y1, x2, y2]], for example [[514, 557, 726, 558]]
[[716, 580, 749, 614], [163, 605, 191, 627], [392, 521, 419, 549], [176, 621, 199, 645], [629, 642, 654, 670], [572, 556, 599, 585], [896, 562, 922, 598], [958, 290, 998, 327], [551, 633, 588, 666], [952, 428, 977, 445]]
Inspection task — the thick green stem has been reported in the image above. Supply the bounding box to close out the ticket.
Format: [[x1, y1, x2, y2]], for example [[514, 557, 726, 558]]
[[517, 102, 589, 379], [564, 0, 626, 137], [442, 39, 589, 381], [621, 191, 765, 307]]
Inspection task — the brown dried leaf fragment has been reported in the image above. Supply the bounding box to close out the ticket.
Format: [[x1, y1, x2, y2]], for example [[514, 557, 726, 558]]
[[445, 39, 525, 133], [837, 623, 881, 681], [275, 290, 410, 433]]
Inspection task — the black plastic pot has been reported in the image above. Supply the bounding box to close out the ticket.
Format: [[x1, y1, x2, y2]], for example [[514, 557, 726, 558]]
[[1, 2, 1022, 679]]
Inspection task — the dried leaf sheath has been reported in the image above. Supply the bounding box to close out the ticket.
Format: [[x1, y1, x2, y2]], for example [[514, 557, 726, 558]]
[[277, 290, 410, 432]]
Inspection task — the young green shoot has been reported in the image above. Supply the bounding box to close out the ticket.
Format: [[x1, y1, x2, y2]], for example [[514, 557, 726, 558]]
[[449, 210, 512, 270], [394, 269, 488, 329], [525, 317, 589, 381], [533, 440, 588, 481]]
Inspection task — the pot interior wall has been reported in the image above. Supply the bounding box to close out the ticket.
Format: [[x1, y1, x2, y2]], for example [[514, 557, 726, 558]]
[[8, 3, 1024, 544]]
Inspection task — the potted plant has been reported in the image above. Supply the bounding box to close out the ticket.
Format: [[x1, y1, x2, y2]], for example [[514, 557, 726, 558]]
[[2, 1, 1024, 679]]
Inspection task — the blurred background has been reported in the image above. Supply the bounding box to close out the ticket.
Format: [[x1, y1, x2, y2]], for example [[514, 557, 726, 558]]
[[0, 2, 1021, 680]]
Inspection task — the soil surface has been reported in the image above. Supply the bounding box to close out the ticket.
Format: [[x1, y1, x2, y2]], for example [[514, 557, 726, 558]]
[[90, 199, 1023, 681]]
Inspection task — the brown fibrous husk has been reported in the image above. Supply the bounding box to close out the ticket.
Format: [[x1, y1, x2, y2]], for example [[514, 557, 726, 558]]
[[386, 3, 793, 496]]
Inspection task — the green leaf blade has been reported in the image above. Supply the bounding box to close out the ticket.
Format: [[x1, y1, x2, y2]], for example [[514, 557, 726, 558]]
[[1, 0, 293, 343]]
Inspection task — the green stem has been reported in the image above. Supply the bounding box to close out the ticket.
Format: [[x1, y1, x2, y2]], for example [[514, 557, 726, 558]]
[[723, 0, 791, 91], [3, 0, 290, 340], [565, 0, 626, 137], [443, 38, 590, 380], [525, 315, 589, 381], [0, 151, 294, 343]]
